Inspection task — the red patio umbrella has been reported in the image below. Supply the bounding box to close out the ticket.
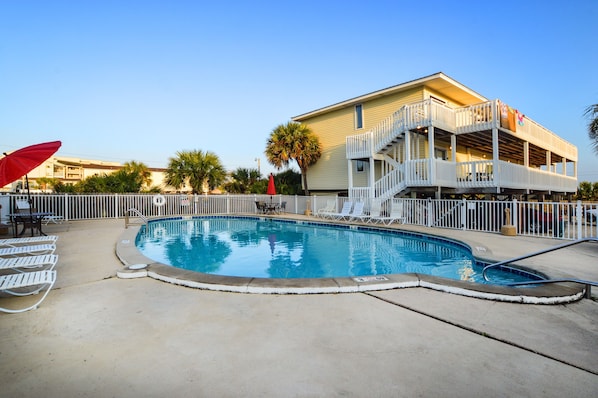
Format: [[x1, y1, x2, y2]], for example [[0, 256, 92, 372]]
[[0, 140, 62, 205], [267, 173, 276, 203]]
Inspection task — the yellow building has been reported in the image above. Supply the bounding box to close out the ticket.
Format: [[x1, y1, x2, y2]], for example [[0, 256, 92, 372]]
[[292, 72, 577, 200]]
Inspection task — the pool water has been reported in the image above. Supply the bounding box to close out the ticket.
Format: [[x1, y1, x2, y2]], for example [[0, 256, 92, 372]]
[[136, 217, 536, 284]]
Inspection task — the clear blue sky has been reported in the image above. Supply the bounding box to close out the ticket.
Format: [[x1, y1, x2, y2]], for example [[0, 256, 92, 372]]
[[1, 0, 597, 181]]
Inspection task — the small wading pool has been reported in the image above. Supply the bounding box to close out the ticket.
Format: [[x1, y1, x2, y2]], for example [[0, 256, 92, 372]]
[[135, 216, 541, 285]]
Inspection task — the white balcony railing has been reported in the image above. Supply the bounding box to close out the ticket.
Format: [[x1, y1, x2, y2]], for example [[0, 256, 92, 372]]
[[455, 101, 495, 134], [346, 131, 371, 159]]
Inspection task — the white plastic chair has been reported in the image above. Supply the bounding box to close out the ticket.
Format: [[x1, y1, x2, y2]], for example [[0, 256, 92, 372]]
[[316, 199, 337, 218], [0, 244, 57, 258], [0, 254, 58, 272], [328, 201, 354, 220], [370, 201, 406, 225], [0, 236, 58, 247], [0, 270, 57, 313], [348, 202, 366, 221]]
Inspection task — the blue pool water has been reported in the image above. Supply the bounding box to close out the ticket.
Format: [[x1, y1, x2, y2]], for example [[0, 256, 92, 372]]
[[136, 217, 537, 284]]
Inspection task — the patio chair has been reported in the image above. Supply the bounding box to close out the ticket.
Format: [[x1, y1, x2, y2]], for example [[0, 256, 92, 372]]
[[362, 200, 383, 224], [349, 200, 378, 223], [348, 202, 366, 221], [0, 254, 58, 272], [255, 201, 267, 214], [276, 201, 287, 214], [0, 235, 59, 247], [0, 270, 57, 313], [370, 201, 406, 225], [327, 201, 353, 221], [316, 199, 337, 218], [0, 244, 57, 258], [15, 200, 31, 211]]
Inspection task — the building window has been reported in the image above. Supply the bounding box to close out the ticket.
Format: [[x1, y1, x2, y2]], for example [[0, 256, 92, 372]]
[[356, 160, 365, 172], [355, 104, 363, 129], [435, 148, 447, 160]]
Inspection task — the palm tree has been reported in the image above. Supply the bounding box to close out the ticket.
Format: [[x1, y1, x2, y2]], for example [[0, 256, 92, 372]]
[[224, 167, 261, 193], [585, 103, 598, 155], [165, 150, 226, 194], [122, 161, 152, 189], [265, 121, 321, 195]]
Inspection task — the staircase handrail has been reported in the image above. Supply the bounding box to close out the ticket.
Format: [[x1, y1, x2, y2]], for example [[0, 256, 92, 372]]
[[374, 166, 406, 201]]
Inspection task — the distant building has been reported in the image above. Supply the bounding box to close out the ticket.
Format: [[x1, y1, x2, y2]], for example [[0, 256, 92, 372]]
[[0, 156, 185, 193], [293, 72, 577, 200]]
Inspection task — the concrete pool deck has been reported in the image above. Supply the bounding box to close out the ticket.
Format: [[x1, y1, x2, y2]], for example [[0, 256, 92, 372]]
[[0, 218, 597, 397]]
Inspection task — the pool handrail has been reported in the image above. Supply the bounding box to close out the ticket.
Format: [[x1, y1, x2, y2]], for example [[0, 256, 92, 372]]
[[482, 237, 598, 298], [125, 208, 148, 228]]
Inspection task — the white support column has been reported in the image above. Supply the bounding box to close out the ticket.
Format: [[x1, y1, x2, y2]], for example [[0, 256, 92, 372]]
[[546, 151, 552, 173], [427, 128, 434, 159], [404, 131, 411, 183], [523, 141, 529, 167], [492, 127, 500, 193], [561, 157, 566, 175], [428, 126, 435, 184], [451, 134, 456, 162], [347, 160, 353, 198], [492, 127, 499, 161], [369, 157, 375, 199], [405, 131, 411, 161]]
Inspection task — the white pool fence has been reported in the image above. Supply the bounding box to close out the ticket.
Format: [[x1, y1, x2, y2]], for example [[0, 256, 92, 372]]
[[1, 193, 596, 240]]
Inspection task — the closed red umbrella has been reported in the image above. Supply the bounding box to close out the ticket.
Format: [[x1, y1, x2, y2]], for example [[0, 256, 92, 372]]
[[267, 173, 276, 203]]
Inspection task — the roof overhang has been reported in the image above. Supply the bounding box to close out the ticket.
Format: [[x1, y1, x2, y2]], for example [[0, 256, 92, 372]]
[[292, 72, 488, 121]]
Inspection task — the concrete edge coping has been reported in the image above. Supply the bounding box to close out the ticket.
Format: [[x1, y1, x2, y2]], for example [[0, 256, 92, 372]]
[[114, 216, 585, 304]]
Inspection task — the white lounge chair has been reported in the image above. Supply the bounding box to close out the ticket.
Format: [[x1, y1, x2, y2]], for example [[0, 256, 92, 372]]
[[0, 254, 58, 272], [0, 244, 57, 258], [348, 202, 366, 221], [0, 235, 59, 247], [370, 201, 406, 225], [364, 200, 383, 224], [327, 201, 353, 220], [349, 201, 377, 223], [0, 270, 57, 313], [316, 199, 337, 218]]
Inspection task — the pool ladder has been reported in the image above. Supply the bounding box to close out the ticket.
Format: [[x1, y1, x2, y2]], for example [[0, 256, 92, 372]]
[[482, 237, 598, 299], [124, 208, 148, 228]]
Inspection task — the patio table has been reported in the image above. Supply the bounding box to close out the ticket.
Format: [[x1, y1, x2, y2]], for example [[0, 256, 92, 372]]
[[8, 212, 53, 237]]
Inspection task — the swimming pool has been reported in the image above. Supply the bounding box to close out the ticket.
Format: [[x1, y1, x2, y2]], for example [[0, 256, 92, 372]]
[[135, 216, 539, 285]]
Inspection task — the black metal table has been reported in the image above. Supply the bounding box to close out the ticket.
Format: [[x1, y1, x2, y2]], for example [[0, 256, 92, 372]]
[[8, 212, 53, 237]]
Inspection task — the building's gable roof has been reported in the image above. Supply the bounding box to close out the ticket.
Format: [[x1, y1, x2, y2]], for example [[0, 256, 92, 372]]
[[292, 72, 488, 121]]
